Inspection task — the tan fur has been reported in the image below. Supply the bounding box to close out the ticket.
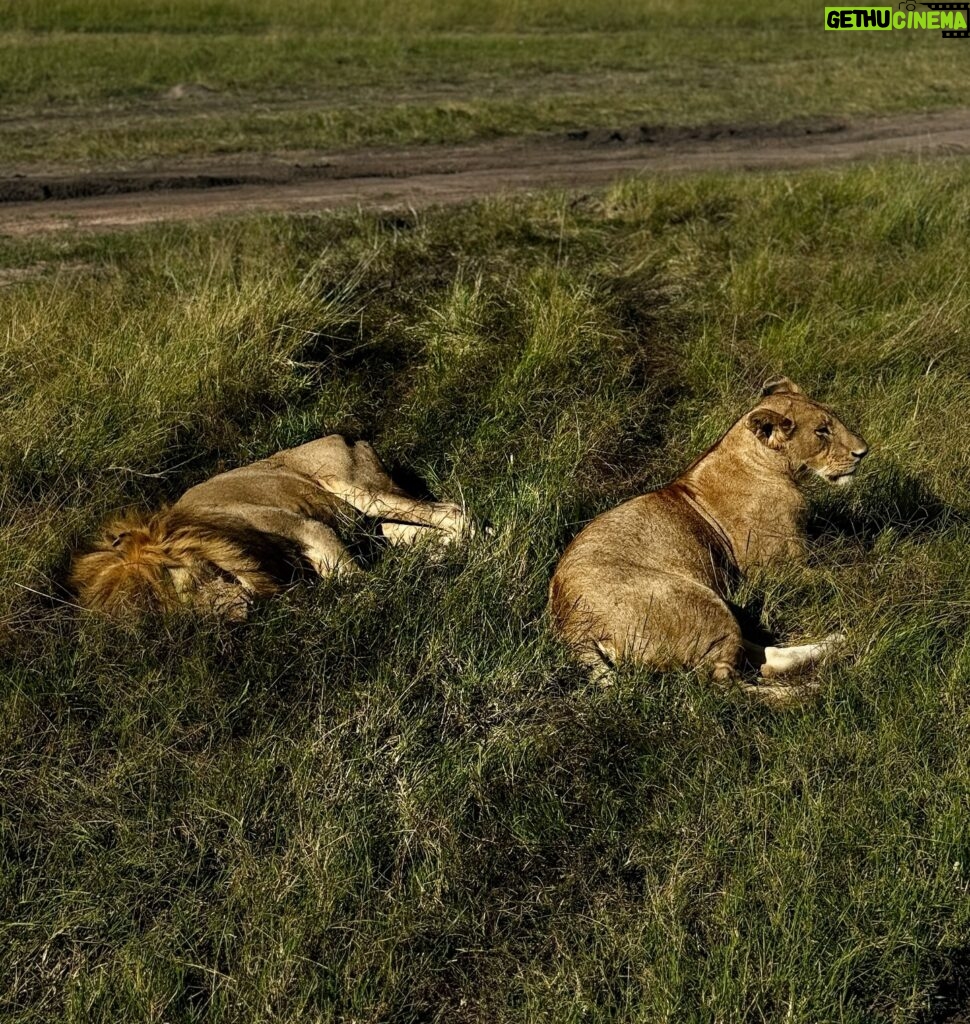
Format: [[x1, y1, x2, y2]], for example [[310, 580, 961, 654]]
[[549, 378, 869, 704], [70, 512, 281, 618], [71, 434, 472, 619]]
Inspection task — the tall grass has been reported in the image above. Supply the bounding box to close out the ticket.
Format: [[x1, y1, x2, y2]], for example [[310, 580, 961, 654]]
[[2, 162, 970, 1021]]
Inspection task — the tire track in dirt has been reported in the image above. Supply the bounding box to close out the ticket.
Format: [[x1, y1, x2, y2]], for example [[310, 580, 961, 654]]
[[1, 109, 968, 235]]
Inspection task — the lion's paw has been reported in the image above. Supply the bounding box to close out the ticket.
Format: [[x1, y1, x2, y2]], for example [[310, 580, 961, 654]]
[[429, 502, 475, 544]]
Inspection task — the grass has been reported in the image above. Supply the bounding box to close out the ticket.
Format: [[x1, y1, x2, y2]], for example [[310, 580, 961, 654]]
[[2, 0, 969, 167], [1, 160, 970, 1021]]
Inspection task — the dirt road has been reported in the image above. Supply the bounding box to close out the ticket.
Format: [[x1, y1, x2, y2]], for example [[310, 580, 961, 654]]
[[1, 109, 968, 235]]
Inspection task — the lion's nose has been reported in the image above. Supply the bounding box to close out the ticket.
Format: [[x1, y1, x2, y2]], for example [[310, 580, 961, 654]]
[[852, 443, 869, 460]]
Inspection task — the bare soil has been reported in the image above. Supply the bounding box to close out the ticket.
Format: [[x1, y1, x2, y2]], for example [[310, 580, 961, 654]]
[[2, 109, 969, 235]]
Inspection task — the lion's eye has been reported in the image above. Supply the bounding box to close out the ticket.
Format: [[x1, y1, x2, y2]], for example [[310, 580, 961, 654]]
[[815, 425, 831, 438]]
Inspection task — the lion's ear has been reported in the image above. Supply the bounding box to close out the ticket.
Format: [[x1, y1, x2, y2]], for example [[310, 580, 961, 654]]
[[761, 376, 803, 397], [746, 408, 795, 449]]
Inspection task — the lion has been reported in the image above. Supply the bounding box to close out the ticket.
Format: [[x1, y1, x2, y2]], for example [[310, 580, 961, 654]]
[[549, 378, 869, 704], [71, 434, 472, 619]]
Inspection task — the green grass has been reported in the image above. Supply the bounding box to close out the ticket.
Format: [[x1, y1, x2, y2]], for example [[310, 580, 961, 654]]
[[2, 161, 970, 1021], [2, 0, 968, 167]]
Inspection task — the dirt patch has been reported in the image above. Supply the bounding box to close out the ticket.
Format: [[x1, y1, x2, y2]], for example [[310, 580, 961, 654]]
[[0, 118, 851, 204], [1, 109, 968, 236]]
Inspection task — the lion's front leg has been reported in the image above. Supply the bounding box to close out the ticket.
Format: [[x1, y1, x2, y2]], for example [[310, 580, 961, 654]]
[[380, 522, 432, 546], [222, 504, 358, 578], [294, 520, 357, 577]]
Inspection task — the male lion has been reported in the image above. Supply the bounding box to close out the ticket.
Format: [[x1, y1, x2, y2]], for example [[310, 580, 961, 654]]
[[549, 378, 868, 704], [71, 434, 472, 619]]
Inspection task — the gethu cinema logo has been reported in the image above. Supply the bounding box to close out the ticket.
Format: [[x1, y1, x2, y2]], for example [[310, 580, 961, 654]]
[[825, 4, 969, 31]]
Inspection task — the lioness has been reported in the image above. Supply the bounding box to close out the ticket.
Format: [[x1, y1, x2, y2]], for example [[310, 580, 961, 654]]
[[71, 434, 472, 619], [549, 378, 868, 704]]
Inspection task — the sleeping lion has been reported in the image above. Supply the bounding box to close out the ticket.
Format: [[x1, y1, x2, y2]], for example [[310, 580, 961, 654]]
[[71, 434, 472, 619], [549, 378, 869, 704]]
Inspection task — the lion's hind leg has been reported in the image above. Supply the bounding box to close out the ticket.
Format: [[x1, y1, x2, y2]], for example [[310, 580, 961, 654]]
[[348, 489, 470, 545], [643, 583, 821, 707], [288, 437, 472, 545], [569, 578, 746, 684], [553, 574, 818, 706], [328, 484, 471, 546]]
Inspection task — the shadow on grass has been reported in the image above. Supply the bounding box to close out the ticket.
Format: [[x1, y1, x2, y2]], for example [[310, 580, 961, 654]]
[[922, 944, 970, 1024], [297, 316, 415, 381], [726, 599, 777, 648], [808, 464, 966, 550], [727, 466, 965, 648]]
